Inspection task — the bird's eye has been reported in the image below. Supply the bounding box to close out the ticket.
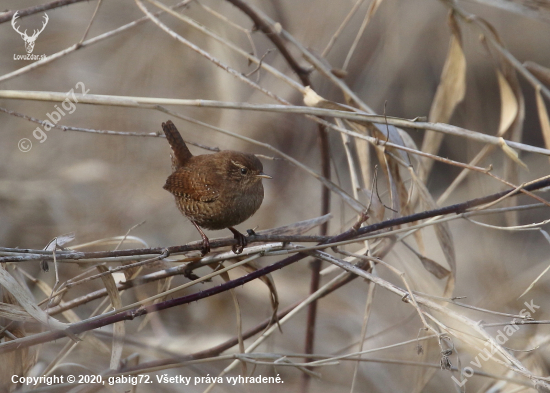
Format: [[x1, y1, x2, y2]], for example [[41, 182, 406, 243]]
[[240, 168, 248, 175]]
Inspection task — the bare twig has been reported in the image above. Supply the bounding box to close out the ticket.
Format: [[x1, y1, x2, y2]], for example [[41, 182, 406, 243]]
[[0, 0, 89, 24], [2, 91, 548, 156]]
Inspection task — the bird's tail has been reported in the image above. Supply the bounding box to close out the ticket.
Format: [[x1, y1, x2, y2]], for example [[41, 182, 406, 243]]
[[162, 120, 193, 169]]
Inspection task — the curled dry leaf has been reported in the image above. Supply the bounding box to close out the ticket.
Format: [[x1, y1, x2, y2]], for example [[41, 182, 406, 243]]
[[240, 262, 281, 331], [492, 35, 525, 224], [303, 86, 411, 164], [371, 123, 411, 166], [377, 150, 400, 217], [303, 86, 413, 219], [437, 45, 526, 206], [96, 265, 124, 370], [32, 273, 111, 354], [535, 86, 550, 159], [41, 232, 75, 272], [0, 298, 36, 393], [348, 119, 411, 172], [217, 270, 247, 375], [409, 169, 456, 295], [496, 70, 519, 137], [303, 86, 350, 111], [499, 137, 528, 170], [421, 12, 466, 182], [418, 255, 451, 280], [0, 266, 69, 331]]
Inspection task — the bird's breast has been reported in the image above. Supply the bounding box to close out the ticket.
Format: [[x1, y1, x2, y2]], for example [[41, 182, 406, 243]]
[[178, 181, 264, 230]]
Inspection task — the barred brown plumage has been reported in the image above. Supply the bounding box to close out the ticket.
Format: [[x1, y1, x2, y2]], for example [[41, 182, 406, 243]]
[[162, 120, 271, 255]]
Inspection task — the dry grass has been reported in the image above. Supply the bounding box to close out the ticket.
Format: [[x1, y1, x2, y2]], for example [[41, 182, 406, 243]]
[[1, 0, 550, 392]]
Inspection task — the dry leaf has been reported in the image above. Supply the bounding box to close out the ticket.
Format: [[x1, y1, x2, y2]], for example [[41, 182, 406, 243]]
[[302, 86, 352, 111], [0, 293, 36, 393], [536, 86, 550, 158], [421, 12, 466, 181], [403, 242, 450, 279], [492, 38, 526, 224], [499, 137, 528, 170], [96, 265, 124, 370], [41, 232, 75, 272], [418, 255, 451, 279], [240, 262, 281, 331], [410, 169, 456, 295], [0, 266, 69, 331], [349, 120, 411, 167], [376, 148, 400, 217], [33, 275, 111, 354], [0, 302, 34, 322], [218, 270, 247, 376], [372, 123, 411, 166], [496, 70, 519, 135], [356, 136, 372, 198], [437, 44, 526, 205]]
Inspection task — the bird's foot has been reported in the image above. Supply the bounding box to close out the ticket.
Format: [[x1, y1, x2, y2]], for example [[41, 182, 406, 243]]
[[183, 268, 202, 281], [200, 237, 211, 256], [229, 227, 247, 254], [191, 221, 210, 256]]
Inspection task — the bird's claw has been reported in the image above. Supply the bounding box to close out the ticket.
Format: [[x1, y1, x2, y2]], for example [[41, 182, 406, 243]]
[[230, 228, 247, 254], [232, 233, 247, 254], [201, 237, 211, 256]]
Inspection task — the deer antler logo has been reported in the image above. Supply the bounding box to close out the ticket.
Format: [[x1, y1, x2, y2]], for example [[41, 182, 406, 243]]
[[11, 11, 49, 54]]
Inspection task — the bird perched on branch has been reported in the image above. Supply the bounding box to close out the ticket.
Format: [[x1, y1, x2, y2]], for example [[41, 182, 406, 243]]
[[162, 120, 271, 255]]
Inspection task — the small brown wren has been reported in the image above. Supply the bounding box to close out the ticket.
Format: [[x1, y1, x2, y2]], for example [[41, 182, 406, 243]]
[[162, 120, 271, 255]]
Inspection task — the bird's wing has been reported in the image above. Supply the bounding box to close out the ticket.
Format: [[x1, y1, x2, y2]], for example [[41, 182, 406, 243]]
[[163, 167, 220, 203]]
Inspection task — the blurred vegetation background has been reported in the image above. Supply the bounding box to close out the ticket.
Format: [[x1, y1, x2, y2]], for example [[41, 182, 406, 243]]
[[1, 0, 550, 392]]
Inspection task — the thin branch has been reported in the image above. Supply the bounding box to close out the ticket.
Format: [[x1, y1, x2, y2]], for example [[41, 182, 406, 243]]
[[135, 0, 284, 104], [3, 176, 550, 264], [217, 1, 332, 372], [0, 106, 220, 151], [443, 0, 550, 102], [76, 0, 103, 46], [37, 203, 542, 316], [2, 90, 548, 156], [0, 0, 90, 24], [223, 0, 311, 82], [322, 0, 367, 57], [144, 0, 304, 92], [0, 1, 193, 83]]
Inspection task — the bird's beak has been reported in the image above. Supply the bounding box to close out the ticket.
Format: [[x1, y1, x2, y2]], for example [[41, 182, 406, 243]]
[[256, 172, 272, 179]]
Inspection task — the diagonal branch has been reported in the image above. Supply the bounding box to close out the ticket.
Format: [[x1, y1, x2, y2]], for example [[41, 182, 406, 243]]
[[1, 177, 550, 355]]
